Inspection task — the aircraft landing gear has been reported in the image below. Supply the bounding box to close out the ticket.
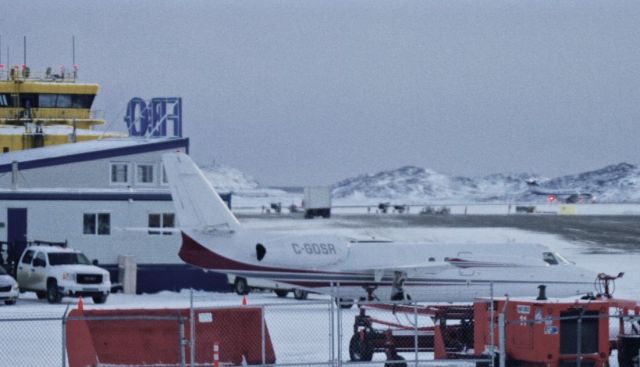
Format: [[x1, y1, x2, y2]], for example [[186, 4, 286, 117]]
[[391, 271, 409, 301]]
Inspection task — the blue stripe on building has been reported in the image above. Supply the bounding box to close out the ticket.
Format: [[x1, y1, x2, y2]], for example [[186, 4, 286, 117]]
[[0, 191, 231, 206], [102, 264, 232, 294]]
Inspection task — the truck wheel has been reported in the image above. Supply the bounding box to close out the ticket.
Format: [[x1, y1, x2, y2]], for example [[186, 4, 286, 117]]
[[47, 279, 62, 304], [274, 289, 289, 298], [293, 289, 308, 300], [92, 294, 108, 304], [234, 277, 249, 295], [349, 333, 374, 361], [4, 299, 16, 305], [36, 291, 46, 299]]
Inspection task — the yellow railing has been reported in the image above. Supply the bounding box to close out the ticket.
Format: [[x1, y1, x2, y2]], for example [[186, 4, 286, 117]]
[[0, 67, 78, 83]]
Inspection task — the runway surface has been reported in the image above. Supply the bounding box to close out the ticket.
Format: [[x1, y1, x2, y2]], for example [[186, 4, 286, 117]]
[[239, 213, 640, 253]]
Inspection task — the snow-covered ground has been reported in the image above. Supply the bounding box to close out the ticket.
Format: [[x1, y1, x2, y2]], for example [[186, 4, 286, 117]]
[[0, 216, 638, 366]]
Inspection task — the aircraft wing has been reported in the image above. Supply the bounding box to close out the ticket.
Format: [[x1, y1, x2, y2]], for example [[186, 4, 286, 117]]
[[341, 262, 454, 282], [342, 252, 541, 280]]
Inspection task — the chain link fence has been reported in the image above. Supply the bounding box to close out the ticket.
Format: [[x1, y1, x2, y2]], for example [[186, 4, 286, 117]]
[[0, 284, 498, 367]]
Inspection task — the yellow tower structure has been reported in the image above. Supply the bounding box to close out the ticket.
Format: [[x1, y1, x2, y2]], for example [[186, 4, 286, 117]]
[[0, 65, 123, 152]]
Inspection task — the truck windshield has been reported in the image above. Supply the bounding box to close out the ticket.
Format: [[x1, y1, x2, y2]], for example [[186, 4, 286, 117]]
[[48, 253, 91, 266]]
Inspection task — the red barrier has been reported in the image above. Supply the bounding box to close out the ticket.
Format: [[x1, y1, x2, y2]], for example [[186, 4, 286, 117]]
[[66, 307, 275, 367]]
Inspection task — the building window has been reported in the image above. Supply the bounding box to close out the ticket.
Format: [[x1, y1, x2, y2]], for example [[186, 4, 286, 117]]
[[136, 164, 155, 184], [37, 94, 94, 109], [83, 213, 110, 235], [0, 94, 11, 107], [148, 213, 175, 235], [110, 163, 128, 184]]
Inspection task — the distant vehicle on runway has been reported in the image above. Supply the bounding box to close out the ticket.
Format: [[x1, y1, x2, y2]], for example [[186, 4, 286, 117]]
[[526, 179, 594, 203], [303, 186, 332, 219], [162, 153, 599, 304]]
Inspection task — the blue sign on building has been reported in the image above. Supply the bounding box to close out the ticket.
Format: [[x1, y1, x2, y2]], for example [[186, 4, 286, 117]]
[[125, 97, 182, 137]]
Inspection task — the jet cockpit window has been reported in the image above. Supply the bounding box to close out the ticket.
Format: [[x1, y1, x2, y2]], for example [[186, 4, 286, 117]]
[[543, 252, 559, 265], [553, 252, 573, 265], [543, 252, 572, 265]]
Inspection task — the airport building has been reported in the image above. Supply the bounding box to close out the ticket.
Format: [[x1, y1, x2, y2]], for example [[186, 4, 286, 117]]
[[0, 137, 230, 293]]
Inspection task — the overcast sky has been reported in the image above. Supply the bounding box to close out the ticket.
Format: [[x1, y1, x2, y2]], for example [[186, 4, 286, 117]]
[[2, 0, 639, 186]]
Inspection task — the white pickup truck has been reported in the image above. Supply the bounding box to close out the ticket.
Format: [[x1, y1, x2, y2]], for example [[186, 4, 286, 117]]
[[17, 245, 111, 304]]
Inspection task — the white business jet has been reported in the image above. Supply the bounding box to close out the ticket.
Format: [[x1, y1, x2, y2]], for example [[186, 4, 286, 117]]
[[162, 153, 597, 302]]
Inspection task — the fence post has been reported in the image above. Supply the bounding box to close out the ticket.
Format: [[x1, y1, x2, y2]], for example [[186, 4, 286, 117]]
[[179, 314, 186, 367], [490, 283, 495, 367], [337, 282, 342, 367], [329, 282, 336, 366], [576, 312, 582, 367], [261, 306, 266, 365], [414, 304, 419, 367], [499, 313, 505, 367], [190, 289, 195, 367], [61, 305, 70, 367]]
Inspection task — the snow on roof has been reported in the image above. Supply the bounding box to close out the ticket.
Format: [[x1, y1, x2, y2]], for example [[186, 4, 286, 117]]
[[0, 136, 188, 172], [26, 244, 78, 254]]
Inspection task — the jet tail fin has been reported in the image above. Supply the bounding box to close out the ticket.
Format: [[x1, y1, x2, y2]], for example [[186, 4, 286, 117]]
[[162, 153, 240, 232]]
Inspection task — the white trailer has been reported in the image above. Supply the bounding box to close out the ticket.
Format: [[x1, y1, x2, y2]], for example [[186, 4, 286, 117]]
[[303, 186, 332, 219]]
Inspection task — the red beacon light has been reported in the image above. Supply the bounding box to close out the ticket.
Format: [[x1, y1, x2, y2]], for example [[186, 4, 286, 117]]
[[547, 195, 556, 203]]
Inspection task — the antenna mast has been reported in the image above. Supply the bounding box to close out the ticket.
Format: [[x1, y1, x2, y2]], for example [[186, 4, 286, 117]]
[[23, 36, 26, 66], [72, 35, 75, 65]]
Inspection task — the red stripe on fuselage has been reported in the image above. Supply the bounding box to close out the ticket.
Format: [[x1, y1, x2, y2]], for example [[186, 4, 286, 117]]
[[179, 231, 357, 275]]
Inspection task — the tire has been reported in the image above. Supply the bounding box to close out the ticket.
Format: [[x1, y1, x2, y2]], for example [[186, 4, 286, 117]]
[[349, 333, 374, 361], [4, 299, 16, 305], [384, 355, 407, 367], [46, 279, 62, 304], [36, 291, 47, 300], [274, 289, 289, 298], [293, 289, 308, 300], [92, 293, 108, 304], [234, 277, 249, 295], [336, 297, 354, 309]]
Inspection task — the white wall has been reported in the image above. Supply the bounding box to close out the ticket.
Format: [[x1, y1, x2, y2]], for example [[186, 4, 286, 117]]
[[0, 199, 181, 265]]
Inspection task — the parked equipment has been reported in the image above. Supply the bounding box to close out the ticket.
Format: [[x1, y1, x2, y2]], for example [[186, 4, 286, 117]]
[[303, 186, 331, 219], [347, 275, 640, 367], [348, 303, 475, 362]]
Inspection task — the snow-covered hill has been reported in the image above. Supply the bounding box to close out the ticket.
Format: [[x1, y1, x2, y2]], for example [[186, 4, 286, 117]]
[[199, 161, 290, 198], [333, 163, 640, 203], [199, 162, 260, 192]]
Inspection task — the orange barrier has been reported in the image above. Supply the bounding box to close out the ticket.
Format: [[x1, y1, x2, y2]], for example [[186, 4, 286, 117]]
[[66, 307, 275, 367]]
